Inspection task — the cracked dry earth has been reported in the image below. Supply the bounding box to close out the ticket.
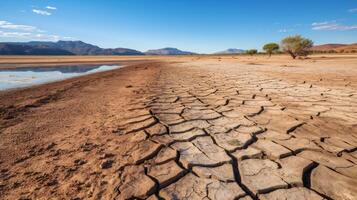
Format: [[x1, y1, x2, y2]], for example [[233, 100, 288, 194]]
[[1, 60, 357, 200]]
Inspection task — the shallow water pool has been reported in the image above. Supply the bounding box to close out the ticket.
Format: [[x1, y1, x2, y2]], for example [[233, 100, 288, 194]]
[[0, 64, 122, 91]]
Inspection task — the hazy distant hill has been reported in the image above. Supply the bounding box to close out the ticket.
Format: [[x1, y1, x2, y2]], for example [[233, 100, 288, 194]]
[[145, 47, 196, 55], [310, 43, 357, 52], [215, 48, 245, 54], [0, 43, 74, 55], [0, 41, 144, 55]]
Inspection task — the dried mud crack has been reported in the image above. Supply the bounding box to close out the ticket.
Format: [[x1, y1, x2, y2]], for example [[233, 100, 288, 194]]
[[1, 60, 357, 200]]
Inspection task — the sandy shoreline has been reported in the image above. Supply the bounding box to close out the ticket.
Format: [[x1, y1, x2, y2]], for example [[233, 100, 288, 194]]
[[0, 55, 357, 199]]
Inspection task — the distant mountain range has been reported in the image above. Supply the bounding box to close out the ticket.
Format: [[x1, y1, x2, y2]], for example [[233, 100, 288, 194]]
[[214, 48, 245, 54], [145, 47, 196, 55], [3, 41, 355, 55], [0, 41, 201, 55], [0, 43, 75, 55], [0, 41, 144, 55], [310, 43, 357, 52]]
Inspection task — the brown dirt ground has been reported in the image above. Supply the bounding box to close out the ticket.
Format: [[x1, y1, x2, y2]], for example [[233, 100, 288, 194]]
[[0, 54, 356, 200]]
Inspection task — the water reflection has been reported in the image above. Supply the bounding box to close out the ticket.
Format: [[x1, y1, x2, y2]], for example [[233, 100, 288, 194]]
[[0, 64, 121, 91]]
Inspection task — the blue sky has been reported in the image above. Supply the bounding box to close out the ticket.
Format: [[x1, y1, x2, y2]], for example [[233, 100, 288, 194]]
[[0, 0, 356, 53]]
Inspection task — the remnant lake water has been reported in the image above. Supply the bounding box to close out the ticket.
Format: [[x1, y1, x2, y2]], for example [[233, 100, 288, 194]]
[[0, 64, 122, 91]]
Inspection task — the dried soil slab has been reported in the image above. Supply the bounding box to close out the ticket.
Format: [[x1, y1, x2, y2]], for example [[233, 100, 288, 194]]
[[127, 131, 147, 142], [239, 159, 288, 195], [291, 118, 354, 141], [257, 130, 292, 140], [192, 88, 218, 97], [335, 165, 357, 179], [172, 137, 230, 168], [153, 147, 177, 164], [311, 165, 357, 200], [278, 156, 314, 186], [273, 137, 321, 153], [244, 99, 275, 107], [341, 152, 357, 164], [231, 146, 263, 161], [145, 123, 167, 136], [298, 151, 353, 170], [147, 160, 185, 188], [207, 181, 246, 199], [259, 187, 323, 200], [249, 109, 303, 133], [205, 125, 231, 134], [170, 120, 210, 133], [159, 173, 210, 199], [156, 113, 184, 125], [170, 128, 207, 141], [117, 165, 156, 199], [235, 125, 265, 135], [222, 105, 263, 118], [191, 136, 231, 162], [151, 129, 207, 146], [159, 173, 245, 200], [129, 140, 163, 164], [151, 106, 184, 115], [213, 131, 254, 151], [316, 137, 356, 155], [192, 163, 235, 182], [208, 116, 255, 129], [253, 139, 292, 159], [119, 115, 152, 125], [182, 108, 221, 120], [324, 138, 356, 151], [155, 96, 180, 103], [202, 98, 229, 108], [121, 117, 157, 134]]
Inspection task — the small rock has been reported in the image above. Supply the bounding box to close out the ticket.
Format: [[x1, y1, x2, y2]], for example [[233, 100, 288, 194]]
[[74, 159, 86, 166], [80, 142, 97, 152], [46, 179, 58, 186], [100, 159, 113, 169], [99, 153, 115, 160], [46, 142, 56, 150]]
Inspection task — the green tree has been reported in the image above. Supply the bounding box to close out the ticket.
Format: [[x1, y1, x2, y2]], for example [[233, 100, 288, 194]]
[[246, 49, 258, 56], [281, 35, 313, 59], [263, 43, 279, 57]]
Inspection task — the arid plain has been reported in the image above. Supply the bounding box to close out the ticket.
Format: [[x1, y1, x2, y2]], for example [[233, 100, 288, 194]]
[[0, 54, 357, 200]]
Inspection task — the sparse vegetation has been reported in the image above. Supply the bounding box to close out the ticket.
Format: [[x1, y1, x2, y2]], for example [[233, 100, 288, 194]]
[[263, 43, 279, 57], [281, 35, 313, 59], [246, 49, 258, 56]]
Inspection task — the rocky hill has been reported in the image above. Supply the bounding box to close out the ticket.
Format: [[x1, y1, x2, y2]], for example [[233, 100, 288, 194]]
[[310, 43, 357, 53], [0, 43, 74, 55], [215, 48, 245, 54], [0, 41, 144, 55], [145, 47, 196, 55]]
